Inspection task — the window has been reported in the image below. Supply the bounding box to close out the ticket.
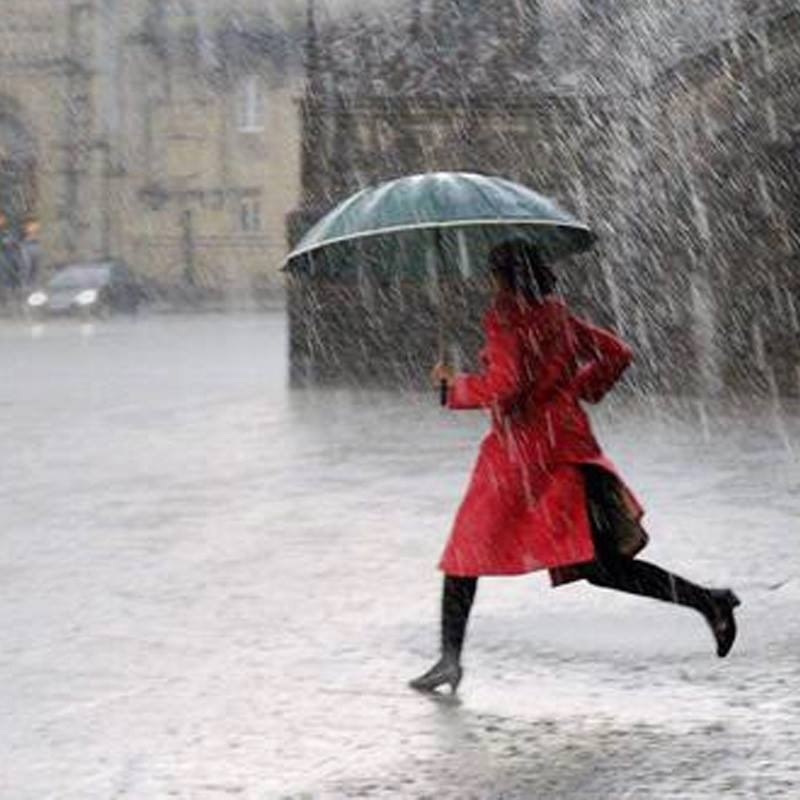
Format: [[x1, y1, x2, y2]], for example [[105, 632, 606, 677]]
[[236, 75, 264, 132], [240, 198, 261, 232]]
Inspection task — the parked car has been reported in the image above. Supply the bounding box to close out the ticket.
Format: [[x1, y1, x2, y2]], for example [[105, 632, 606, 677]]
[[26, 261, 146, 317]]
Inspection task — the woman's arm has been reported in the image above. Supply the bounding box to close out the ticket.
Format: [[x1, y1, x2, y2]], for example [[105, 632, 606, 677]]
[[569, 314, 633, 403], [448, 316, 522, 411]]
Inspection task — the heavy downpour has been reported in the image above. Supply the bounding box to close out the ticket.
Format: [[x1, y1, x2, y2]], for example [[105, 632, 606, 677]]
[[1, 1, 798, 798]]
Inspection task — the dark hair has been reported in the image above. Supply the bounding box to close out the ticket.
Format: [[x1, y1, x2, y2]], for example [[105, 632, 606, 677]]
[[488, 239, 557, 300]]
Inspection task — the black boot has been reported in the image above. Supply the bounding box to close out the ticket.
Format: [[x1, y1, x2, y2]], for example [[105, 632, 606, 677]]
[[408, 656, 463, 694], [409, 576, 476, 695], [580, 554, 741, 659], [706, 589, 740, 658]]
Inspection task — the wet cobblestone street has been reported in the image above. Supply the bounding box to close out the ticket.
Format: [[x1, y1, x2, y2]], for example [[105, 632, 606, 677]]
[[2, 314, 798, 798]]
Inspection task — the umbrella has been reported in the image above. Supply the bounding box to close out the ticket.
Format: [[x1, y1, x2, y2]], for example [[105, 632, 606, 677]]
[[284, 171, 596, 402]]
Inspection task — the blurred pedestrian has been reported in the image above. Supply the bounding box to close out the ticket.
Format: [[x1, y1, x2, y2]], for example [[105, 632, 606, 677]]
[[19, 218, 43, 290], [410, 239, 740, 694]]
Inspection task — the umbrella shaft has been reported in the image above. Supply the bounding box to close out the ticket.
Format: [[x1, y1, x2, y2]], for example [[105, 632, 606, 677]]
[[435, 228, 448, 365]]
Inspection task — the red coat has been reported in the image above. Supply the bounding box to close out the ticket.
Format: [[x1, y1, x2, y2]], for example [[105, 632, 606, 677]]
[[439, 293, 644, 579]]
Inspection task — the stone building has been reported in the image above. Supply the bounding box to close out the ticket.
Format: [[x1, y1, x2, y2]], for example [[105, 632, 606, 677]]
[[0, 0, 303, 304], [287, 0, 800, 395], [605, 1, 800, 395]]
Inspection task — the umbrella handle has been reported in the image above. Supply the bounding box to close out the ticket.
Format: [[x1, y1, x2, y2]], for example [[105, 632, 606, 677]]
[[434, 228, 450, 409]]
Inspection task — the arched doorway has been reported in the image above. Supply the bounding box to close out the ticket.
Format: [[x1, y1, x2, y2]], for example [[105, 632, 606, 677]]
[[0, 108, 37, 234], [0, 101, 38, 296]]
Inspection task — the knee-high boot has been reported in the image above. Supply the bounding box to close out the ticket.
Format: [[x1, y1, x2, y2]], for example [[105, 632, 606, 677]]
[[409, 576, 477, 693]]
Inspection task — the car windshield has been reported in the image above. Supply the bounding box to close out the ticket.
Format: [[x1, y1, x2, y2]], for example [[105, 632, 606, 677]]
[[48, 266, 111, 290]]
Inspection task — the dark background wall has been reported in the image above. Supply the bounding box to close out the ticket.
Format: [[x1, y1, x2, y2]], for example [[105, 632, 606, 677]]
[[287, 1, 800, 396]]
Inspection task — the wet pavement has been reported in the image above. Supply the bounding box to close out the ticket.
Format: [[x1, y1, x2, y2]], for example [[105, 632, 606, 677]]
[[1, 313, 799, 798]]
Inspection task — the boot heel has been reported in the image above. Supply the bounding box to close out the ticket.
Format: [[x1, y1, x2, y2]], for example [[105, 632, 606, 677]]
[[409, 658, 463, 694]]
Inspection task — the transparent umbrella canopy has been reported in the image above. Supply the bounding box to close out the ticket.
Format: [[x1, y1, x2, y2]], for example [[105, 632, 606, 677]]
[[284, 171, 596, 400]]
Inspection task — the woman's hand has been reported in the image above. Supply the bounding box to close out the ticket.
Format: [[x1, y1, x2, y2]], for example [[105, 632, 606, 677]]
[[431, 361, 456, 387]]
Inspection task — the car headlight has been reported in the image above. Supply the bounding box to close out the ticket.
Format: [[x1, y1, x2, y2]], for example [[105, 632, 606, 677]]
[[75, 289, 98, 306], [27, 292, 47, 307]]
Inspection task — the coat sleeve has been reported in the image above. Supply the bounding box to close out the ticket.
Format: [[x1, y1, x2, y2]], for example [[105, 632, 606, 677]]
[[569, 314, 633, 403], [448, 315, 522, 411]]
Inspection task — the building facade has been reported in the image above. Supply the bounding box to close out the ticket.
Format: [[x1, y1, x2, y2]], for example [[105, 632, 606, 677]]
[[0, 0, 303, 304]]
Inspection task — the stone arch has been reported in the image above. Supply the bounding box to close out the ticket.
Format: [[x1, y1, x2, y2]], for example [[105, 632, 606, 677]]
[[0, 95, 38, 232]]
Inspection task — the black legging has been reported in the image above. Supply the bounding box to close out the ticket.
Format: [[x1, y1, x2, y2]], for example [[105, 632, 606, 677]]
[[440, 472, 714, 661], [441, 559, 714, 661], [576, 466, 714, 617]]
